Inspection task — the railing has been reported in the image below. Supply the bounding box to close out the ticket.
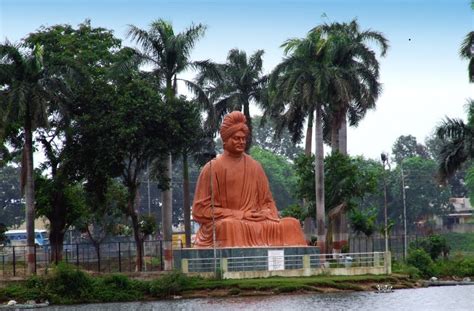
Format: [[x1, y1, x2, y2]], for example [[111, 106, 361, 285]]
[[0, 239, 183, 278], [183, 252, 387, 275]]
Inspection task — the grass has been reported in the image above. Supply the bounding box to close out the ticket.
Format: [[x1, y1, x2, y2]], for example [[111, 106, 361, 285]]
[[441, 232, 474, 253], [0, 264, 410, 305]]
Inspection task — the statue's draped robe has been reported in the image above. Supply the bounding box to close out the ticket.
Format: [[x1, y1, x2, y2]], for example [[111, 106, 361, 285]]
[[192, 153, 306, 247]]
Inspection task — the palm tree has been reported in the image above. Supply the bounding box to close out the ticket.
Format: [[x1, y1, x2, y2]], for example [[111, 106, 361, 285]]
[[0, 42, 54, 274], [267, 30, 352, 253], [460, 31, 474, 82], [195, 49, 267, 151], [436, 99, 474, 181], [315, 19, 388, 155], [127, 19, 206, 269]]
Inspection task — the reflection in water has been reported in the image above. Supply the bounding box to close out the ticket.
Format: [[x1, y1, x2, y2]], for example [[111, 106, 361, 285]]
[[42, 285, 474, 311]]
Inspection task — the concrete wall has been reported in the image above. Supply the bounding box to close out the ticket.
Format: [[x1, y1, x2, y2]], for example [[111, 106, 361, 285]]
[[181, 252, 391, 279]]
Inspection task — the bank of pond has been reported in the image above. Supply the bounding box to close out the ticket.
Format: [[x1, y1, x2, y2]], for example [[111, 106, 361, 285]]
[[1, 255, 473, 307]]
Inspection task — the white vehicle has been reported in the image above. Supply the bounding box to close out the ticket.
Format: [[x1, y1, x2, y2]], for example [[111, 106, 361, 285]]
[[4, 229, 49, 247]]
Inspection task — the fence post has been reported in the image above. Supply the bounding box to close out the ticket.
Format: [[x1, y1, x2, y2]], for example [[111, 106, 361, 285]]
[[76, 244, 79, 267], [181, 258, 189, 273], [303, 255, 311, 276], [160, 240, 163, 271], [118, 242, 122, 273], [12, 246, 16, 277], [384, 251, 391, 274], [34, 245, 37, 274], [97, 244, 101, 273]]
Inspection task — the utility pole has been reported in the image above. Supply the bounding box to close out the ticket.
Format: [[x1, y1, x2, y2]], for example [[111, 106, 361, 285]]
[[401, 166, 408, 261], [381, 153, 390, 255]]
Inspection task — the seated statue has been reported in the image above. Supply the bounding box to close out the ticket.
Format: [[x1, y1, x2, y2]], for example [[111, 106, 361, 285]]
[[192, 111, 307, 247]]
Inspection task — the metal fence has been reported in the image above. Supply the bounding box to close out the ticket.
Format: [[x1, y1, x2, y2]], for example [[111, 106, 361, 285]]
[[184, 252, 386, 273], [349, 234, 423, 260], [0, 239, 183, 278]]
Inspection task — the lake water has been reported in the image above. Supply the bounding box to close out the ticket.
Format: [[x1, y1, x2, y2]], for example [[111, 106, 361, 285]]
[[40, 285, 474, 311]]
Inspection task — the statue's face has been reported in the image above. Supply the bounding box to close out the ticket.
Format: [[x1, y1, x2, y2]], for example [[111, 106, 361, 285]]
[[224, 130, 246, 155]]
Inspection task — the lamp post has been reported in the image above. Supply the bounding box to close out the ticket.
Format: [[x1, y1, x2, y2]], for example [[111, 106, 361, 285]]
[[381, 153, 390, 255], [401, 166, 409, 261]]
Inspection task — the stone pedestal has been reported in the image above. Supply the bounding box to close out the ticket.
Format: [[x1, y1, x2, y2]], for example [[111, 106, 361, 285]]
[[174, 246, 320, 273]]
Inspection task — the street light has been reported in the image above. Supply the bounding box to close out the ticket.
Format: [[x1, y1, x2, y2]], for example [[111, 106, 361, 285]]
[[401, 165, 409, 260], [380, 153, 391, 255]]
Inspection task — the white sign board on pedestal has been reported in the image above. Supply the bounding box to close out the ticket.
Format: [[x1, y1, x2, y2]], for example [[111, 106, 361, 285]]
[[268, 249, 285, 271]]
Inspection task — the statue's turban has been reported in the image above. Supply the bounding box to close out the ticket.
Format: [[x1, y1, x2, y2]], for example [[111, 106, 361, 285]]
[[220, 111, 249, 142]]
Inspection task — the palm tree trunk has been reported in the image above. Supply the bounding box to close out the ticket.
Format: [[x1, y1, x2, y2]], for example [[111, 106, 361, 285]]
[[338, 116, 349, 252], [183, 153, 191, 248], [338, 116, 348, 155], [304, 110, 314, 155], [161, 154, 173, 270], [314, 104, 326, 254], [330, 119, 340, 153], [243, 103, 252, 152], [303, 110, 314, 240], [24, 118, 36, 275], [161, 77, 174, 270]]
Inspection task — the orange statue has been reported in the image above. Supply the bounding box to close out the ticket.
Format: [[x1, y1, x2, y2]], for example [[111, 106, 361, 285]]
[[192, 111, 307, 247]]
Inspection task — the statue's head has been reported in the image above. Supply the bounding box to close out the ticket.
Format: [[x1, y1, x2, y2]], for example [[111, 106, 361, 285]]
[[220, 111, 249, 155]]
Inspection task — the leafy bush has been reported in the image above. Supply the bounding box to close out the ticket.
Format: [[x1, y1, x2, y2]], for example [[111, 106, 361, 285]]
[[433, 255, 474, 277], [407, 248, 434, 278], [47, 262, 94, 303], [410, 235, 450, 260], [149, 270, 189, 297], [101, 274, 131, 290], [281, 204, 307, 223]]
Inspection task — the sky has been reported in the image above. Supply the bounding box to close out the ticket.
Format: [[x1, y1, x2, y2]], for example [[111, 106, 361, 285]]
[[1, 0, 473, 161]]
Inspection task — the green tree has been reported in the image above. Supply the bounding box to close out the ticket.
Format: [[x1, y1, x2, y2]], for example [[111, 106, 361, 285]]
[[392, 135, 429, 164], [249, 146, 298, 210], [35, 173, 87, 263], [24, 20, 123, 262], [0, 165, 23, 228], [127, 20, 206, 268], [460, 31, 474, 82], [0, 42, 58, 274], [252, 115, 304, 161], [315, 19, 388, 154], [75, 179, 127, 263], [392, 157, 451, 232], [294, 152, 379, 246], [268, 30, 336, 252], [435, 99, 474, 182], [196, 49, 267, 151]]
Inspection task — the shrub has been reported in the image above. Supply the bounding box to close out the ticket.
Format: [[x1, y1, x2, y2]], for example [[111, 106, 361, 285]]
[[149, 270, 189, 297], [407, 249, 434, 278], [410, 235, 450, 260], [101, 274, 131, 290], [47, 262, 94, 303]]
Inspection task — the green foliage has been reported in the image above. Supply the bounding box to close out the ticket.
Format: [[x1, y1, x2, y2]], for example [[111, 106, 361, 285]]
[[391, 157, 451, 229], [0, 165, 23, 228], [407, 248, 435, 278], [0, 223, 6, 245], [442, 232, 474, 253], [47, 263, 94, 303], [281, 204, 307, 222], [93, 274, 143, 302], [391, 135, 429, 164], [251, 116, 304, 161], [410, 235, 450, 260], [349, 207, 377, 237], [293, 152, 380, 220], [139, 215, 157, 236], [250, 146, 298, 210], [149, 270, 190, 297]]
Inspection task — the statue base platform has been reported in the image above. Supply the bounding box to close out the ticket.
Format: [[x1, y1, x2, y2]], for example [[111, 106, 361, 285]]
[[173, 246, 320, 272]]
